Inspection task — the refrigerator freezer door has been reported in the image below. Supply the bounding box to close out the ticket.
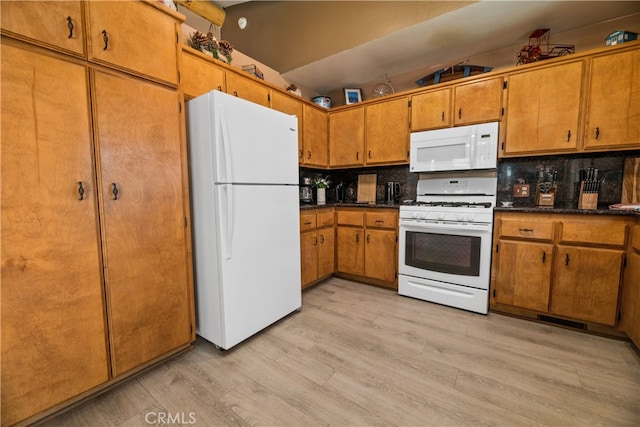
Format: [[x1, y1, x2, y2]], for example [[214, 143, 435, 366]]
[[188, 90, 299, 185], [196, 183, 302, 349]]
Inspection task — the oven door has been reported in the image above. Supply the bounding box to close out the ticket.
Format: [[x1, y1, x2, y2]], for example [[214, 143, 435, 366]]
[[398, 219, 493, 290]]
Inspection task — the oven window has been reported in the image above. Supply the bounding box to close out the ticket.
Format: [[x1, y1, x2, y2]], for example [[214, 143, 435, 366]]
[[405, 231, 481, 276]]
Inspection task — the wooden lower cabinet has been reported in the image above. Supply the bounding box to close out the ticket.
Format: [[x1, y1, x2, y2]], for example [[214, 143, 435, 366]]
[[300, 209, 335, 288], [619, 223, 640, 347], [491, 212, 632, 331], [335, 208, 398, 289]]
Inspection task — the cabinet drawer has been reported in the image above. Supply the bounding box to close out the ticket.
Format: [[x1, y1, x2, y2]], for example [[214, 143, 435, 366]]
[[560, 220, 627, 247], [632, 225, 640, 252], [316, 209, 334, 228], [337, 210, 364, 226], [500, 218, 554, 241], [300, 212, 317, 231], [366, 210, 398, 229]]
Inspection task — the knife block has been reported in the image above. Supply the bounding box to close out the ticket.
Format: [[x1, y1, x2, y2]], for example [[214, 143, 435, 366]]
[[536, 187, 556, 206], [578, 181, 598, 210]]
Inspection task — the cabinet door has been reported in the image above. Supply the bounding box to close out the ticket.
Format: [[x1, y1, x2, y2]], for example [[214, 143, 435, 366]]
[[336, 227, 365, 275], [86, 1, 179, 86], [329, 107, 365, 167], [303, 105, 329, 167], [365, 229, 397, 285], [1, 44, 109, 426], [503, 61, 583, 155], [318, 228, 335, 278], [551, 246, 623, 325], [226, 71, 270, 107], [1, 0, 85, 57], [182, 49, 225, 99], [493, 240, 553, 312], [620, 250, 640, 346], [271, 91, 304, 162], [583, 50, 640, 150], [411, 88, 451, 130], [454, 77, 503, 125], [365, 97, 409, 165], [93, 71, 192, 376], [300, 231, 319, 288]]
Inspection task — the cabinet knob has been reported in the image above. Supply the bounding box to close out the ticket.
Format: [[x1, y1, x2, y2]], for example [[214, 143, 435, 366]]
[[542, 251, 546, 263], [111, 183, 119, 200], [356, 152, 359, 160], [458, 108, 462, 119], [595, 127, 600, 140], [233, 91, 238, 97], [368, 150, 371, 159], [66, 16, 74, 39], [441, 111, 445, 122], [566, 130, 571, 142], [320, 235, 325, 244], [307, 151, 311, 160], [366, 234, 370, 243], [313, 236, 318, 246], [101, 29, 109, 51], [77, 181, 85, 201], [565, 253, 570, 266], [355, 233, 359, 243]]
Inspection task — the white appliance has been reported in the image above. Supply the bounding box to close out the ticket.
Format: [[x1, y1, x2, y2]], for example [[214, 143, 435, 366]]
[[398, 172, 497, 314], [410, 121, 499, 172], [187, 90, 301, 350]]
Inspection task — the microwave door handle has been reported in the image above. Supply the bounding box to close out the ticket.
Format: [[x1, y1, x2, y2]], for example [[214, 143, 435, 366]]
[[469, 132, 476, 169]]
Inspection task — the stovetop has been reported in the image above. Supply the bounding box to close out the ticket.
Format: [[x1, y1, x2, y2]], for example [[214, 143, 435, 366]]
[[403, 200, 493, 209]]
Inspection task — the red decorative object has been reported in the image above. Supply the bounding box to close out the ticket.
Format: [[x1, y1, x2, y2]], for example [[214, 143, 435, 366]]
[[517, 29, 574, 65]]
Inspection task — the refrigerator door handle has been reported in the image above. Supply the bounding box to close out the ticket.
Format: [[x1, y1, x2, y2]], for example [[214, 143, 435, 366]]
[[219, 108, 234, 184], [222, 184, 234, 259]]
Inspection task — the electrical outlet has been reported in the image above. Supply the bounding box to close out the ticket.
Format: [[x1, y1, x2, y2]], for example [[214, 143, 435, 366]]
[[514, 184, 530, 197]]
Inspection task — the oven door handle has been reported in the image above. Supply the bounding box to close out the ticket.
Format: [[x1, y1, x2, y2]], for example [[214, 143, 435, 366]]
[[400, 220, 492, 233]]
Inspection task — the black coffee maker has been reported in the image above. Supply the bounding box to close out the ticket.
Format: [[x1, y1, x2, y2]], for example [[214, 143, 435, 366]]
[[385, 182, 401, 204], [335, 182, 345, 203]]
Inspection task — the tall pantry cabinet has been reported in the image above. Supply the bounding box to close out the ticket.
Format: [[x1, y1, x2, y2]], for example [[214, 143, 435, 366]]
[[1, 2, 195, 425]]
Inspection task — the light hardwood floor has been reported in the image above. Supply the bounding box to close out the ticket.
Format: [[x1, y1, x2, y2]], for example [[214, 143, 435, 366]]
[[43, 278, 640, 426]]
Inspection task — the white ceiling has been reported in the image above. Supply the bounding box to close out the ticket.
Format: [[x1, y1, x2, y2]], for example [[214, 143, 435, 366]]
[[214, 1, 640, 95]]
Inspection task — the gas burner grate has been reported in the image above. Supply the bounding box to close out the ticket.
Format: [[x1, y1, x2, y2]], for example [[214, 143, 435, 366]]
[[411, 201, 493, 208]]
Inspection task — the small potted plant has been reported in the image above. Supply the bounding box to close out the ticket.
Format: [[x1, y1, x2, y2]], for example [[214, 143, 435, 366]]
[[313, 176, 331, 205]]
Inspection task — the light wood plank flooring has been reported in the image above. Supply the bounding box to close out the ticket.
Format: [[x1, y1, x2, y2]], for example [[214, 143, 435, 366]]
[[43, 278, 640, 426]]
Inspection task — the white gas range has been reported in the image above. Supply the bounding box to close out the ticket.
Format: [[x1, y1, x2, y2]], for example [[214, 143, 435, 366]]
[[398, 172, 497, 314]]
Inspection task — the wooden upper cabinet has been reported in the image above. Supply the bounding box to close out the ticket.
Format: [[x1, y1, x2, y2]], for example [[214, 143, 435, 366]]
[[411, 88, 452, 130], [329, 107, 365, 167], [365, 97, 409, 165], [1, 0, 85, 57], [182, 48, 225, 99], [86, 1, 179, 86], [303, 105, 329, 167], [271, 91, 304, 161], [583, 49, 640, 150], [502, 61, 584, 155], [225, 71, 270, 107], [453, 77, 503, 125]]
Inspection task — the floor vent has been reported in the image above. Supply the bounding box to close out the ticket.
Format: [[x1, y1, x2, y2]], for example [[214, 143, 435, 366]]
[[537, 315, 587, 330]]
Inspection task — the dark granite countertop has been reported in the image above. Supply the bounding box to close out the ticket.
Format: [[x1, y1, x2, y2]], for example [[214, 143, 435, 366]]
[[494, 206, 639, 216], [300, 202, 400, 210]]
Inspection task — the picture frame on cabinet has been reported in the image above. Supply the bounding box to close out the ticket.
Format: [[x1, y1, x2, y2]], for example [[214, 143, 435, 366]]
[[344, 88, 363, 104]]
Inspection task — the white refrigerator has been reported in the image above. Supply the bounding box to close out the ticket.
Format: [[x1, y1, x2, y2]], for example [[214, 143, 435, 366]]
[[187, 90, 301, 350]]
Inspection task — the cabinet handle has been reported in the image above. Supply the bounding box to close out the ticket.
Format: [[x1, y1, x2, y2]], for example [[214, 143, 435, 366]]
[[519, 228, 533, 233], [542, 251, 546, 263], [355, 233, 359, 243], [307, 151, 311, 160], [111, 183, 119, 200], [366, 234, 370, 243], [217, 85, 222, 91], [356, 152, 359, 160], [77, 181, 85, 201], [320, 235, 325, 244], [66, 16, 74, 39], [595, 127, 600, 140], [101, 29, 109, 50], [566, 130, 571, 142], [375, 219, 384, 224], [565, 253, 570, 266], [233, 91, 238, 97], [458, 108, 462, 119], [299, 149, 303, 159], [368, 150, 371, 159], [303, 221, 312, 225], [441, 111, 445, 122], [313, 236, 318, 246]]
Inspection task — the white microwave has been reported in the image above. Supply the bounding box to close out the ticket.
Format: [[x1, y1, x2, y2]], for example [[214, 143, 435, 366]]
[[410, 122, 498, 172]]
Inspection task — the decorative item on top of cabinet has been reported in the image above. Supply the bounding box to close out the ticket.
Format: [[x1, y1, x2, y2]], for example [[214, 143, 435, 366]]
[[0, 0, 85, 57], [501, 60, 583, 156], [583, 48, 640, 151]]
